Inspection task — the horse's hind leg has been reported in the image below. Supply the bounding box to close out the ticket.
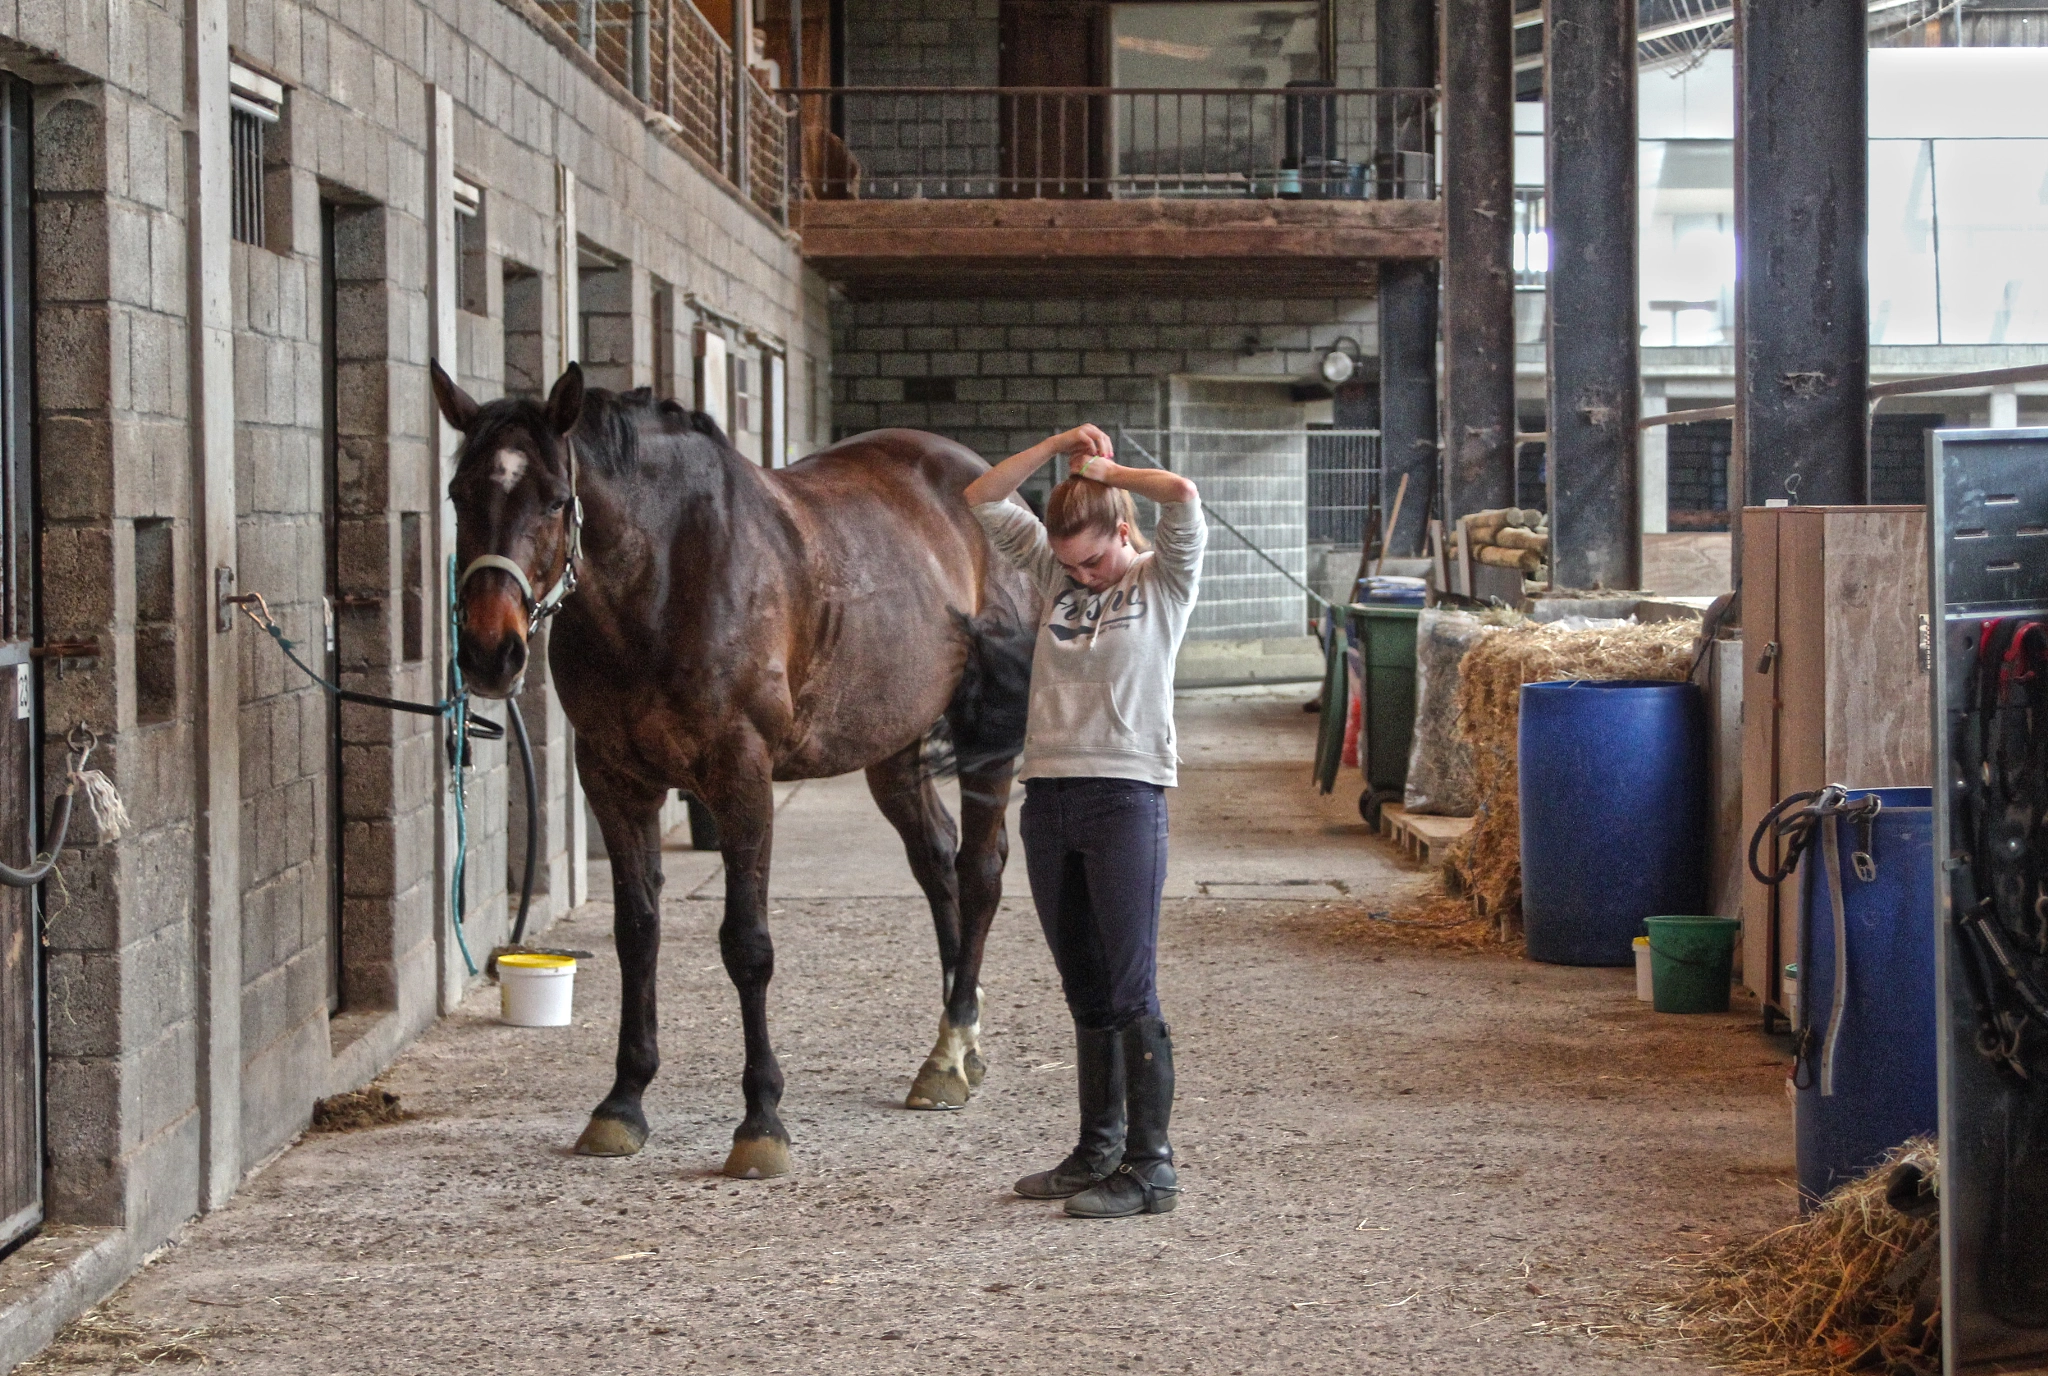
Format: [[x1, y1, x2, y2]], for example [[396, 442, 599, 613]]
[[946, 758, 1015, 1092], [575, 760, 667, 1158], [865, 741, 979, 1110]]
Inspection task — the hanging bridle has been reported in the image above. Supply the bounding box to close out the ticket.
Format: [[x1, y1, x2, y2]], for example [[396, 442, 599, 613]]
[[457, 434, 584, 628]]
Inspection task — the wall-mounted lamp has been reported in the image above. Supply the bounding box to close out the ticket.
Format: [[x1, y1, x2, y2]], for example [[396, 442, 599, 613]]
[[1320, 336, 1363, 385]]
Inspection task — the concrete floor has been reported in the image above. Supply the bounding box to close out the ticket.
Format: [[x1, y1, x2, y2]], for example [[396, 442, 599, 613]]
[[23, 687, 1795, 1374]]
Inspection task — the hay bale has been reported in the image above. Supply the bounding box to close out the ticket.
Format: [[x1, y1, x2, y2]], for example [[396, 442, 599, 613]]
[[1658, 1140, 1940, 1374], [1402, 609, 1509, 816], [1438, 619, 1698, 931]]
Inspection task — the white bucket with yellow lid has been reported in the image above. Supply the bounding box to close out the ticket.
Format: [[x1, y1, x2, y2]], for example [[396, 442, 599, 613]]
[[499, 952, 577, 1026]]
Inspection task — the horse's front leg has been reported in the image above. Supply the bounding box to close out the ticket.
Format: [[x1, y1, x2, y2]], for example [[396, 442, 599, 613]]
[[574, 760, 667, 1157], [706, 762, 790, 1178]]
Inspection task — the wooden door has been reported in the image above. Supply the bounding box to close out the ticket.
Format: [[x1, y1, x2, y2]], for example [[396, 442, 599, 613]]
[[999, 0, 1103, 196], [0, 73, 40, 1250]]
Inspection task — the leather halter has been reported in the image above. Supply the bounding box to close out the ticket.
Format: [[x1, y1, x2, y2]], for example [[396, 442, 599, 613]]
[[458, 434, 584, 627]]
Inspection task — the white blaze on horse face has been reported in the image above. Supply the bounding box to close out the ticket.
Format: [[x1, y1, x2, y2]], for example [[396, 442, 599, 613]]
[[490, 447, 528, 494]]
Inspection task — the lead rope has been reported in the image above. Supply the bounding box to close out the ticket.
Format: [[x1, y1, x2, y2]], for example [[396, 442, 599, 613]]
[[1748, 783, 1884, 1089], [0, 723, 127, 891], [1818, 814, 1852, 1097]]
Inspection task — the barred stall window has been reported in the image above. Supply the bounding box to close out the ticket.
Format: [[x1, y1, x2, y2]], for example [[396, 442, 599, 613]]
[[228, 64, 283, 247]]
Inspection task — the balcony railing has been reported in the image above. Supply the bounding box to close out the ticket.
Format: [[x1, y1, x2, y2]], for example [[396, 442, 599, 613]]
[[537, 0, 790, 222], [791, 87, 1437, 201]]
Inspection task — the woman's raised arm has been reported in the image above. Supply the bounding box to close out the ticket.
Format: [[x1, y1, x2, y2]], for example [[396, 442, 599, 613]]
[[963, 423, 1115, 506]]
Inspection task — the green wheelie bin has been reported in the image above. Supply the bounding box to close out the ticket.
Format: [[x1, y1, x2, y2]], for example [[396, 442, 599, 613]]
[[1349, 603, 1420, 828]]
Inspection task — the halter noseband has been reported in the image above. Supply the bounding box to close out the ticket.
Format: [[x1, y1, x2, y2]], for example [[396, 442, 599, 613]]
[[457, 434, 584, 627]]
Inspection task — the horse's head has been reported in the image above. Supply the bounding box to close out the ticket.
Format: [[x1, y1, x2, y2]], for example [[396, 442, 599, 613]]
[[433, 360, 584, 699]]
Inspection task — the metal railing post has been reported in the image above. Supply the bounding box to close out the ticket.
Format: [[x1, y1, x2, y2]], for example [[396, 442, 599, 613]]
[[577, 0, 595, 51], [632, 0, 652, 100], [730, 0, 751, 198]]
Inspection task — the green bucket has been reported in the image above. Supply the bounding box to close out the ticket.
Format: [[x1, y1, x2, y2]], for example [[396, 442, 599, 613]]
[[1643, 915, 1742, 1014]]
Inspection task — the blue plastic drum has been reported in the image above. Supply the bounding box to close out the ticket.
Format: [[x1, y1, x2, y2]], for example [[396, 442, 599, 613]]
[[1519, 680, 1707, 966], [1795, 787, 1936, 1207]]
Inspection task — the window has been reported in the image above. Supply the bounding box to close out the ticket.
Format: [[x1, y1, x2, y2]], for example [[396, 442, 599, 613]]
[[229, 63, 283, 247], [734, 353, 759, 440], [454, 176, 487, 316]]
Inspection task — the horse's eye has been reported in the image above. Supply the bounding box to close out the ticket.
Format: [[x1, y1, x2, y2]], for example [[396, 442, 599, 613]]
[[544, 499, 567, 515]]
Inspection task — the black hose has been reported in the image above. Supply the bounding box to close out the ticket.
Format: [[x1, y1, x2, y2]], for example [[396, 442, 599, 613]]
[[508, 696, 538, 945], [0, 788, 72, 889]]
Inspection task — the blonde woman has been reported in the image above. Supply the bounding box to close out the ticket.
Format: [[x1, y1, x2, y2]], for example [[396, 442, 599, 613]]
[[963, 425, 1206, 1218]]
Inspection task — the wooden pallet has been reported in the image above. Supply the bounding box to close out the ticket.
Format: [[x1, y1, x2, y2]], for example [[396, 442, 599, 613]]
[[1377, 804, 1473, 866]]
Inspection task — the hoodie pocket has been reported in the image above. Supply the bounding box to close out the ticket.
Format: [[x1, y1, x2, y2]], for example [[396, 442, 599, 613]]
[[1029, 680, 1141, 752]]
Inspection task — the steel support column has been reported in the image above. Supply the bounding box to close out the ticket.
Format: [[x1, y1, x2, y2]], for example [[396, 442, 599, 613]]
[[1375, 0, 1437, 559], [1440, 0, 1518, 520], [1545, 0, 1639, 589], [1734, 0, 1868, 509]]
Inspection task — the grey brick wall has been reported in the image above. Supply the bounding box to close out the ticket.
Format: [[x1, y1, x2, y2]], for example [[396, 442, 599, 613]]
[[831, 293, 1374, 639], [842, 0, 1001, 194], [5, 0, 831, 1295]]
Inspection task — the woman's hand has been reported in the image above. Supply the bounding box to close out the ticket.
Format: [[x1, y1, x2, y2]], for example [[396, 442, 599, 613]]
[[1056, 423, 1114, 464], [1073, 451, 1198, 506], [965, 422, 1114, 506]]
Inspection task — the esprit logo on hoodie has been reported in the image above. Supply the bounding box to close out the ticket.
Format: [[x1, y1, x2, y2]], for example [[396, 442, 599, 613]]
[[1046, 583, 1149, 643]]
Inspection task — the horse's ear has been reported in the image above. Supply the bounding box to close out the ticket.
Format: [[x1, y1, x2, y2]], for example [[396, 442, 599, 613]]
[[546, 362, 584, 436], [430, 359, 479, 433]]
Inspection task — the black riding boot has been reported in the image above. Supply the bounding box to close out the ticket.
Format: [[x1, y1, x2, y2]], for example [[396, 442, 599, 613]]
[[1014, 1024, 1125, 1199], [1067, 1016, 1179, 1218]]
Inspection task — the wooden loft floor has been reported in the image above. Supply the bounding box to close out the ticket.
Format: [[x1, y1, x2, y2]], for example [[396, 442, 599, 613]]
[[795, 197, 1442, 298]]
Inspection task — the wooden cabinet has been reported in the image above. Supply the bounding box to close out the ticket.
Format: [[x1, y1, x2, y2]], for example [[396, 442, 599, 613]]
[[1738, 505, 1931, 1010]]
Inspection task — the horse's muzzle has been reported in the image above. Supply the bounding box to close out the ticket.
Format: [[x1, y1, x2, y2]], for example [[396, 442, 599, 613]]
[[457, 582, 530, 699]]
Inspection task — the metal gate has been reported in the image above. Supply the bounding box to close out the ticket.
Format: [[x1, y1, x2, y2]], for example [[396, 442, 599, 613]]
[[0, 75, 41, 1251]]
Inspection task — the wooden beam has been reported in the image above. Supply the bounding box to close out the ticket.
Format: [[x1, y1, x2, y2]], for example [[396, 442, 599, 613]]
[[794, 198, 1442, 261]]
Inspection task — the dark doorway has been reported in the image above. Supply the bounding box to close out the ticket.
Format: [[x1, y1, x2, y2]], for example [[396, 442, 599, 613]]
[[0, 73, 39, 1251], [998, 0, 1104, 196], [319, 202, 344, 1012]]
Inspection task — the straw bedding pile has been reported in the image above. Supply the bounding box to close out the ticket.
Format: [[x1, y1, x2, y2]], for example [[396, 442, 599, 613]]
[[1438, 619, 1699, 934], [1653, 1140, 1940, 1374], [310, 1085, 412, 1133]]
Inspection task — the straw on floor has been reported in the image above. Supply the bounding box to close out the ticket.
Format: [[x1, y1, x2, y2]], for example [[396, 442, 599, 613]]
[[1438, 620, 1700, 938], [1643, 1139, 1940, 1375]]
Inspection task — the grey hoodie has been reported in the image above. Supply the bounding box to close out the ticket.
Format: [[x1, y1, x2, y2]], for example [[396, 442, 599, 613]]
[[972, 494, 1207, 786]]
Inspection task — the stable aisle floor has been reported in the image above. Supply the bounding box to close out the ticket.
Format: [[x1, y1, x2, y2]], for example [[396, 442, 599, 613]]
[[26, 688, 1792, 1375]]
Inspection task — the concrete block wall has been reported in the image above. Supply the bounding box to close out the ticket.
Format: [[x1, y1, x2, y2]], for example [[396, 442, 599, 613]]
[[32, 58, 206, 1243], [841, 0, 1001, 193], [0, 0, 829, 1327], [830, 293, 1375, 639], [228, 161, 335, 1173], [1166, 379, 1310, 642]]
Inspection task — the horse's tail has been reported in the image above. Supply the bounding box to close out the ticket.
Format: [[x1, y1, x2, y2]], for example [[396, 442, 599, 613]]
[[930, 603, 1034, 779]]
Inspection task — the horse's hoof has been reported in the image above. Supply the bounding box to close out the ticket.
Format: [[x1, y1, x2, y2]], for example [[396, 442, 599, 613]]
[[723, 1135, 792, 1179], [905, 1059, 972, 1110], [964, 1047, 989, 1090], [574, 1116, 647, 1157]]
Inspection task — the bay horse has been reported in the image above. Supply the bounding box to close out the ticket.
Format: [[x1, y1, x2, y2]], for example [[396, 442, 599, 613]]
[[432, 361, 1038, 1178]]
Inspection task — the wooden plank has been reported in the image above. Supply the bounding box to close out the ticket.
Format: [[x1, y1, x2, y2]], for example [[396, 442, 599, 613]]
[[1738, 508, 1781, 1000], [795, 197, 1445, 232], [1822, 507, 1930, 787], [1774, 509, 1828, 1010], [798, 225, 1444, 262]]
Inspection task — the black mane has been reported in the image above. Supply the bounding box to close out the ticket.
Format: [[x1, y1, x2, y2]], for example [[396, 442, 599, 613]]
[[458, 385, 734, 484], [576, 386, 734, 479]]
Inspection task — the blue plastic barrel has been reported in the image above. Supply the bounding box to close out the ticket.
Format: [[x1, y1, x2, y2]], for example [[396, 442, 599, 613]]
[[1795, 787, 1936, 1207], [1519, 680, 1707, 966]]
